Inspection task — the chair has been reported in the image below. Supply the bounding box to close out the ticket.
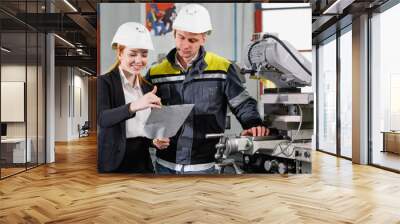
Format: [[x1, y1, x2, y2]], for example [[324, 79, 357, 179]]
[[78, 121, 90, 138]]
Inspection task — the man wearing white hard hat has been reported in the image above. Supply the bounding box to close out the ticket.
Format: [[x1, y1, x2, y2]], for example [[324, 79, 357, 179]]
[[97, 22, 169, 173], [146, 4, 269, 174]]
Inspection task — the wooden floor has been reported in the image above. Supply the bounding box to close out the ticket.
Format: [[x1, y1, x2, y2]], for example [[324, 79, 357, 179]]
[[373, 150, 400, 171], [1, 163, 45, 178], [1, 167, 26, 178], [1, 135, 400, 223]]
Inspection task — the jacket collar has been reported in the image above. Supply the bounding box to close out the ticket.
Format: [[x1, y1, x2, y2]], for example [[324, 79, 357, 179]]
[[166, 46, 207, 75]]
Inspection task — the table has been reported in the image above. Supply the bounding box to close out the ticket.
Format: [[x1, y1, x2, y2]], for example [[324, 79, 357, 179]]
[[1, 138, 32, 163], [381, 131, 400, 154]]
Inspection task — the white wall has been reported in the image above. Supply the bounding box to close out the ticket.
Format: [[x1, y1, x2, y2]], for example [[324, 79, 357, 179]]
[[72, 73, 89, 138], [55, 67, 68, 141], [262, 6, 312, 52], [55, 67, 89, 141]]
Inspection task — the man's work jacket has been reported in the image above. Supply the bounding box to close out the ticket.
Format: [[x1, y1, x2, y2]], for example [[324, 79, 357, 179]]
[[146, 47, 263, 165]]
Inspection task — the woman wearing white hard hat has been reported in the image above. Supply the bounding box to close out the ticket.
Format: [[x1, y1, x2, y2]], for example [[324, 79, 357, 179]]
[[97, 22, 169, 173]]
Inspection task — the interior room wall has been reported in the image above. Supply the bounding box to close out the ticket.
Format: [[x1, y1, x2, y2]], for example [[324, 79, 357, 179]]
[[55, 66, 69, 141], [72, 72, 89, 138], [55, 67, 89, 141], [1, 64, 40, 139], [1, 63, 45, 165]]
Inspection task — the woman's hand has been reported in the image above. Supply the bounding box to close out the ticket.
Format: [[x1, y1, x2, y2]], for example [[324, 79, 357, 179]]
[[129, 86, 161, 112], [153, 138, 170, 150]]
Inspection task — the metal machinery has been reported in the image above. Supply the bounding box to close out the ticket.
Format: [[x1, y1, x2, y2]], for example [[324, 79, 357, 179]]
[[207, 33, 313, 174]]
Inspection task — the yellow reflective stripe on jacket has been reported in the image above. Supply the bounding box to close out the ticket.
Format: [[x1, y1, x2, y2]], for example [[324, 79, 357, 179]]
[[149, 59, 181, 76], [203, 52, 230, 73], [149, 52, 231, 77]]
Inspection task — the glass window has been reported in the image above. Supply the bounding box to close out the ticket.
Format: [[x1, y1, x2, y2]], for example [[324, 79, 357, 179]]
[[1, 7, 28, 177], [27, 30, 39, 169], [0, 1, 46, 179], [371, 3, 400, 171], [317, 36, 337, 154], [339, 27, 352, 158]]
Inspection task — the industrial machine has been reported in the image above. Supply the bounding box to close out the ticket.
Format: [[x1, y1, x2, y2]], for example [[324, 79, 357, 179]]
[[208, 33, 313, 174]]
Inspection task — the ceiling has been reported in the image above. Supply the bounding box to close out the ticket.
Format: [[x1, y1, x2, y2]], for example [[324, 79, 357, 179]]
[[311, 0, 390, 44], [0, 0, 99, 73]]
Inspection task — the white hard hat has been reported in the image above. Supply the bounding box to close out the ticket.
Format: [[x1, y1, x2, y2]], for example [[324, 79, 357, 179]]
[[173, 4, 212, 34], [111, 22, 154, 50]]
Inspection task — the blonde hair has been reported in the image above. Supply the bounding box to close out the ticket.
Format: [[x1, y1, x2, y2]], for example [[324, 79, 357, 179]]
[[108, 44, 153, 87]]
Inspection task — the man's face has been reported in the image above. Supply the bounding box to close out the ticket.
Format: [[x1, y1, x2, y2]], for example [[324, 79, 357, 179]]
[[174, 30, 206, 62]]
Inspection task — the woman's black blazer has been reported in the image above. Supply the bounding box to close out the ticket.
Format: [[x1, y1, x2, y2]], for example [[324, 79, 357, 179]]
[[97, 67, 153, 172]]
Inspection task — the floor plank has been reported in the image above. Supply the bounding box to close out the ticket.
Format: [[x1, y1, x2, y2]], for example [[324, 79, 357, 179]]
[[1, 135, 400, 223], [373, 150, 400, 171]]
